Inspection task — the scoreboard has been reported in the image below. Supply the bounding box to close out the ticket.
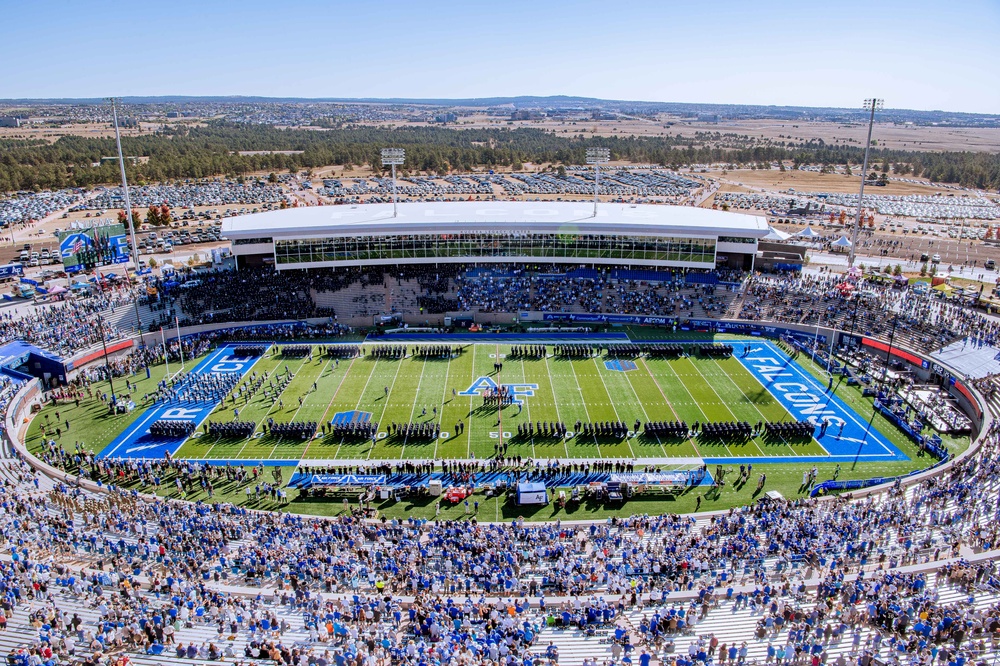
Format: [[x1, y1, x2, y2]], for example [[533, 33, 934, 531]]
[[58, 223, 130, 273]]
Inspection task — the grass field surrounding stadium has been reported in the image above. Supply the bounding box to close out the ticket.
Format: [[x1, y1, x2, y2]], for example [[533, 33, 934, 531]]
[[26, 333, 969, 519]]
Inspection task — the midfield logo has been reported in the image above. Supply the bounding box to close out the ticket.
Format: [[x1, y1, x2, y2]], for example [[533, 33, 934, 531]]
[[459, 376, 538, 405]]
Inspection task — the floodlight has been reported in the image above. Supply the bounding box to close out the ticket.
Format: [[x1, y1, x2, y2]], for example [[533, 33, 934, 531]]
[[848, 99, 885, 268], [381, 148, 405, 217], [585, 148, 610, 216]]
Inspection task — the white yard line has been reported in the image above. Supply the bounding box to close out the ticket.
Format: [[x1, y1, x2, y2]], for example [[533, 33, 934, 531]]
[[682, 357, 749, 457], [266, 356, 333, 459], [431, 352, 454, 460], [709, 356, 798, 456], [592, 357, 642, 459], [201, 351, 286, 458], [566, 355, 601, 458], [513, 350, 537, 460], [359, 353, 405, 460], [620, 362, 669, 457], [638, 357, 710, 458], [542, 354, 577, 459], [398, 354, 430, 461], [466, 344, 477, 459], [301, 356, 357, 460], [232, 357, 308, 459]]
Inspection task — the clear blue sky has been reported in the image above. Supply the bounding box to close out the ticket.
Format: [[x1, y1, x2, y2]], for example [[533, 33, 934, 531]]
[[4, 0, 998, 113]]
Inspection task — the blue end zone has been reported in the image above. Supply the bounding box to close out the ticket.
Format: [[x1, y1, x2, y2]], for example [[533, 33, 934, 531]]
[[97, 344, 267, 460], [733, 340, 908, 462], [605, 359, 638, 372]]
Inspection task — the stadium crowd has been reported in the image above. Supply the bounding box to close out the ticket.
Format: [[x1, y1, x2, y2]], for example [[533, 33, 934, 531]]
[[736, 274, 1000, 354], [1, 413, 997, 666], [3, 254, 1000, 665]]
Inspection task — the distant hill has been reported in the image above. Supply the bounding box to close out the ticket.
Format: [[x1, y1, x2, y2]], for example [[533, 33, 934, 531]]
[[1, 95, 997, 127]]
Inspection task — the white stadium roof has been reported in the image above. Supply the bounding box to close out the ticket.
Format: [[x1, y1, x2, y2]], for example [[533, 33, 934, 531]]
[[222, 201, 768, 240]]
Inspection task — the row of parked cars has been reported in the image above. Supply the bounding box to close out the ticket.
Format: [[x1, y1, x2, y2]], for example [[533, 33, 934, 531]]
[[18, 247, 56, 267], [137, 225, 223, 254]]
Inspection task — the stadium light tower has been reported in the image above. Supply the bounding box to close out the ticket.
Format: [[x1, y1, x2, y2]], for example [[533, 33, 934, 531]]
[[109, 97, 149, 375], [586, 147, 610, 217], [381, 148, 405, 218], [848, 98, 884, 267]]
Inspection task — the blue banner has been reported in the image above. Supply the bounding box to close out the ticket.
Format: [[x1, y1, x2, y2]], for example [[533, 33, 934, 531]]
[[542, 313, 673, 326], [0, 264, 24, 279], [541, 313, 826, 342], [307, 474, 387, 487]]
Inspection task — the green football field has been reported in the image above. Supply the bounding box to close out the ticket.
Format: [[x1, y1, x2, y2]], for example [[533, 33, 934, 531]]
[[168, 343, 830, 462], [24, 337, 972, 519]]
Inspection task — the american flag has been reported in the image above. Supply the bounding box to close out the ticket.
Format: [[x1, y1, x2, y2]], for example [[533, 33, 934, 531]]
[[69, 237, 86, 255]]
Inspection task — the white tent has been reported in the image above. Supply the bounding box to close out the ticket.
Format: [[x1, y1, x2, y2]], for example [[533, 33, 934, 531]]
[[763, 226, 791, 241], [795, 226, 821, 238], [515, 482, 549, 506], [831, 236, 853, 248]]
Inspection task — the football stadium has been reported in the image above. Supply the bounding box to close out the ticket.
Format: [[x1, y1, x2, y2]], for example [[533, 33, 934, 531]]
[[2, 200, 997, 666]]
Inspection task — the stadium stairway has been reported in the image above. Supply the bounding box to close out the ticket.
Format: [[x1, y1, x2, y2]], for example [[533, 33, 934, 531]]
[[619, 580, 1000, 666], [312, 281, 386, 319], [104, 301, 163, 336]]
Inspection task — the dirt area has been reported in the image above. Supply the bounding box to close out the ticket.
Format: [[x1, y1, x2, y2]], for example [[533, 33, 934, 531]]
[[379, 114, 1000, 154], [655, 119, 1000, 153], [0, 120, 203, 144], [704, 169, 956, 196]]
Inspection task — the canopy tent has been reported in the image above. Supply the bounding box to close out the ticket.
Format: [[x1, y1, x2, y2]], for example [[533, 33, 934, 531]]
[[795, 226, 821, 238], [515, 482, 548, 506], [846, 265, 863, 278], [835, 282, 856, 296], [47, 285, 68, 294], [763, 226, 791, 241], [831, 236, 854, 248]]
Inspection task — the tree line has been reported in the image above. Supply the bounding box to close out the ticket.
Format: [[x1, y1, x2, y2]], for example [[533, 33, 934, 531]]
[[1, 122, 998, 193]]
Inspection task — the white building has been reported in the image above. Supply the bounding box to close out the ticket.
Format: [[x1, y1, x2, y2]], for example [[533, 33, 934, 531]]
[[222, 201, 768, 272]]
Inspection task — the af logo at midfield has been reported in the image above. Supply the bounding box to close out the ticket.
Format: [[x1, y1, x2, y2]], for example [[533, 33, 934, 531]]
[[459, 376, 538, 404]]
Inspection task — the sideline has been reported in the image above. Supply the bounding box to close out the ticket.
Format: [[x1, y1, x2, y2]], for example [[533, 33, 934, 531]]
[[4, 323, 991, 527]]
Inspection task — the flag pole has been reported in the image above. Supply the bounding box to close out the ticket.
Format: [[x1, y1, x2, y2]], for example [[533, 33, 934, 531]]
[[176, 315, 184, 371], [161, 327, 170, 379]]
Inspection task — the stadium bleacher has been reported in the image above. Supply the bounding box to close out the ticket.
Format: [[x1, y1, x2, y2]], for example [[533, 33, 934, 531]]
[[4, 243, 1000, 666]]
